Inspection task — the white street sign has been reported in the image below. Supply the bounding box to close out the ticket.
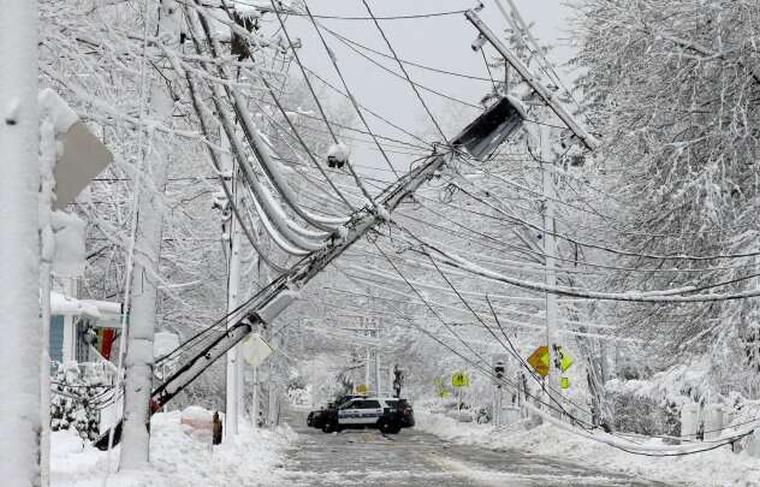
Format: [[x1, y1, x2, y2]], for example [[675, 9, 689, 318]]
[[242, 334, 273, 367]]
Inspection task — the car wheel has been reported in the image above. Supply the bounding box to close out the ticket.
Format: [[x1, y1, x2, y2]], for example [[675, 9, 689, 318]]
[[322, 420, 337, 433], [379, 418, 399, 434]]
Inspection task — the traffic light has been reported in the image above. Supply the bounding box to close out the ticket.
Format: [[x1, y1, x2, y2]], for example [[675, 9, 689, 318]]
[[494, 362, 505, 379], [492, 353, 508, 386]]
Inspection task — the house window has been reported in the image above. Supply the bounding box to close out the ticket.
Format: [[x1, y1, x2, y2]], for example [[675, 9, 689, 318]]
[[49, 315, 65, 366], [75, 317, 97, 363]]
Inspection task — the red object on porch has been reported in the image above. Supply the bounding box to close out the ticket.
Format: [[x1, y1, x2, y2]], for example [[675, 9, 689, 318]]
[[100, 328, 114, 360]]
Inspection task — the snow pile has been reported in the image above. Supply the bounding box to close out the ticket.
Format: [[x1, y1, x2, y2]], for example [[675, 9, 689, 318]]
[[51, 408, 294, 486], [39, 88, 79, 134], [416, 408, 760, 486]]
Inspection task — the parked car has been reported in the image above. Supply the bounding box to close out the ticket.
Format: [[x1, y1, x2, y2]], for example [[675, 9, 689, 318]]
[[319, 397, 415, 434], [385, 398, 415, 427], [306, 394, 363, 429]]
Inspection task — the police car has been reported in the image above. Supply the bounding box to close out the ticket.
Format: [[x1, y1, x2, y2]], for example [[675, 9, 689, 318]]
[[320, 397, 414, 434], [307, 394, 362, 429]]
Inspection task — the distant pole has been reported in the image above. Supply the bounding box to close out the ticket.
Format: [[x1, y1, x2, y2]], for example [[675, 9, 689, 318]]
[[223, 134, 241, 438], [540, 124, 560, 402], [0, 1, 41, 485]]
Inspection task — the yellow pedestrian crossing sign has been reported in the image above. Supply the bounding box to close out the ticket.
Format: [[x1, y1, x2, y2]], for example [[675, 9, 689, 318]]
[[356, 383, 369, 395], [557, 347, 574, 372], [434, 377, 450, 398], [451, 371, 470, 388]]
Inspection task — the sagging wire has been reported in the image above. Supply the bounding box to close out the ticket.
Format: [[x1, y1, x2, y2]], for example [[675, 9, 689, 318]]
[[301, 0, 401, 179]]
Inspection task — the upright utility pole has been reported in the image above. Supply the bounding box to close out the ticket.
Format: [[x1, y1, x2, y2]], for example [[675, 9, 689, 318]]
[[223, 136, 242, 438], [120, 1, 179, 469], [0, 2, 41, 485], [540, 124, 560, 399]]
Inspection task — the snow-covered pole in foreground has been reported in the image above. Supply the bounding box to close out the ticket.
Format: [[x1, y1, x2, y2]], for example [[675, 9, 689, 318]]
[[120, 0, 180, 469], [0, 1, 41, 485]]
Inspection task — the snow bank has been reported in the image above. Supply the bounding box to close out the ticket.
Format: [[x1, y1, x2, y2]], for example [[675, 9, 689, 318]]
[[416, 408, 760, 486], [51, 409, 294, 486]]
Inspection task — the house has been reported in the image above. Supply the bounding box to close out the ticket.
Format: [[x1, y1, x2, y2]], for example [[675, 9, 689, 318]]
[[49, 290, 122, 367]]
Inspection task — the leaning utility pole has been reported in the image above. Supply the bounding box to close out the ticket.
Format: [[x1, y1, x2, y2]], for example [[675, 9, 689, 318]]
[[146, 97, 525, 414], [465, 10, 598, 151], [95, 69, 525, 451], [0, 2, 41, 485], [466, 8, 599, 412]]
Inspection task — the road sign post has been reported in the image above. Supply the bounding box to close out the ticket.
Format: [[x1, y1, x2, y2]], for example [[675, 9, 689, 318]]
[[492, 354, 508, 426], [451, 371, 470, 414]]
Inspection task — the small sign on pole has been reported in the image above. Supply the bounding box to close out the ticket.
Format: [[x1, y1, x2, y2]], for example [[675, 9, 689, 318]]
[[241, 334, 273, 367], [451, 371, 470, 388]]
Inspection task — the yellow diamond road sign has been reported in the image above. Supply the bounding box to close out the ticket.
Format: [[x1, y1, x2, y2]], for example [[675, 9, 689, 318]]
[[527, 346, 550, 377]]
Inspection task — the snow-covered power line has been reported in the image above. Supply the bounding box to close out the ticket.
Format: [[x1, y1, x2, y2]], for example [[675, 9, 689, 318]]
[[268, 0, 376, 206], [408, 230, 760, 303], [300, 0, 401, 178]]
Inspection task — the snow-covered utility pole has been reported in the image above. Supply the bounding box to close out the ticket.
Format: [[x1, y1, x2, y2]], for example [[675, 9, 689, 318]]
[[540, 124, 560, 400], [0, 1, 41, 485], [120, 1, 180, 469], [374, 326, 382, 396], [223, 135, 243, 438], [465, 10, 599, 151]]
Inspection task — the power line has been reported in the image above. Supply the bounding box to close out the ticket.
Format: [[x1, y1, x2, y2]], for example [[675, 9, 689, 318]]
[[268, 0, 376, 205], [323, 20, 481, 110], [225, 1, 469, 21], [321, 25, 494, 83], [301, 0, 401, 178], [300, 65, 434, 149]]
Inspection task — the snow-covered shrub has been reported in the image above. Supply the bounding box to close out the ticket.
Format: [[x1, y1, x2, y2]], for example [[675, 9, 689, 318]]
[[610, 391, 680, 437], [50, 362, 111, 441]]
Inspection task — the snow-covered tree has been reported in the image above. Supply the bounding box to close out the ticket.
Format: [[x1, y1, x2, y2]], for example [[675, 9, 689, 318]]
[[573, 0, 760, 399]]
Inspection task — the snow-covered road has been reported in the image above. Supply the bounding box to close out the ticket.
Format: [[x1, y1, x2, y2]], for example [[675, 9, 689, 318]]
[[280, 411, 674, 487]]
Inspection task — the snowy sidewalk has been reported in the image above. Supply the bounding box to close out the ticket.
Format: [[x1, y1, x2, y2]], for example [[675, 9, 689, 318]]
[[51, 410, 294, 487], [416, 410, 760, 487]]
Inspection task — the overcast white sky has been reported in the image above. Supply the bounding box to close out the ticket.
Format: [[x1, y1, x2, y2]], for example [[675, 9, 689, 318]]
[[281, 0, 576, 182]]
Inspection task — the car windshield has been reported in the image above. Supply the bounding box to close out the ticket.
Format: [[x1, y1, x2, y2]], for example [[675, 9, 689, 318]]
[[385, 400, 399, 408]]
